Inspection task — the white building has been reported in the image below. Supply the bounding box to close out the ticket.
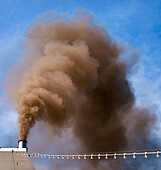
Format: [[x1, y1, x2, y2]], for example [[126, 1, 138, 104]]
[[0, 148, 35, 170]]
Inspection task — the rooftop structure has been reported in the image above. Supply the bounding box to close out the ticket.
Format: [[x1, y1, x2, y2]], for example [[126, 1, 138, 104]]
[[0, 146, 35, 170]]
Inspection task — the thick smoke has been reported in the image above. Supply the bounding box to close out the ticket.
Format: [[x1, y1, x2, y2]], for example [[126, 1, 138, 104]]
[[6, 13, 156, 168]]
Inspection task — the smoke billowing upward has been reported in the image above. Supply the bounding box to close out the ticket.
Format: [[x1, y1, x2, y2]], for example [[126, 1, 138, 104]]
[[7, 14, 155, 159]]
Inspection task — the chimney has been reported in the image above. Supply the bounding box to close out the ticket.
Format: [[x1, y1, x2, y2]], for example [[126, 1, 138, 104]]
[[18, 140, 28, 151]]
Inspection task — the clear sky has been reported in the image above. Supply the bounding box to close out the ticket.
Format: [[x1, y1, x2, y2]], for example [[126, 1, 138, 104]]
[[0, 0, 161, 168]]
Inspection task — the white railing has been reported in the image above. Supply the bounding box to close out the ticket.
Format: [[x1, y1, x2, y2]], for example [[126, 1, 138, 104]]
[[17, 149, 161, 160]]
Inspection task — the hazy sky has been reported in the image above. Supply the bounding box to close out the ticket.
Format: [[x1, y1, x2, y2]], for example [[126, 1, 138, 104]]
[[0, 0, 161, 168]]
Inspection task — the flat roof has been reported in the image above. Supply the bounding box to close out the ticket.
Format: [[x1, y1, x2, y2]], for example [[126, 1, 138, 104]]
[[0, 148, 35, 170]]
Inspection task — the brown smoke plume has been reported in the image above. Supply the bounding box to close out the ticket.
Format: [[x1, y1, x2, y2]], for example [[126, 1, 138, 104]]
[[7, 16, 155, 157]]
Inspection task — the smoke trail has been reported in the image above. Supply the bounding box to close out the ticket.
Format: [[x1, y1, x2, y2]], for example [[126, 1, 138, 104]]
[[6, 12, 156, 168]]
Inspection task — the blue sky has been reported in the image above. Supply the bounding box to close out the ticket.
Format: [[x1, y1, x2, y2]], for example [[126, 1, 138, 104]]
[[0, 0, 161, 79], [0, 0, 161, 168]]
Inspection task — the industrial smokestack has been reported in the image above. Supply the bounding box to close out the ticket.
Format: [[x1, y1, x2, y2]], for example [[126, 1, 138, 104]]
[[18, 140, 28, 150]]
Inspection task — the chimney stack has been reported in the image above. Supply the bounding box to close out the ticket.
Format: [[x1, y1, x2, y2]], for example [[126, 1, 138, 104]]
[[18, 140, 28, 151]]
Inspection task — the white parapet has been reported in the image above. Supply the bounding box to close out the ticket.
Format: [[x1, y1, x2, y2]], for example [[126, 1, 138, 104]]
[[0, 148, 27, 152]]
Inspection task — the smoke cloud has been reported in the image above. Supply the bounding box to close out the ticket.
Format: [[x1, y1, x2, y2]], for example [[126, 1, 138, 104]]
[[6, 11, 156, 169]]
